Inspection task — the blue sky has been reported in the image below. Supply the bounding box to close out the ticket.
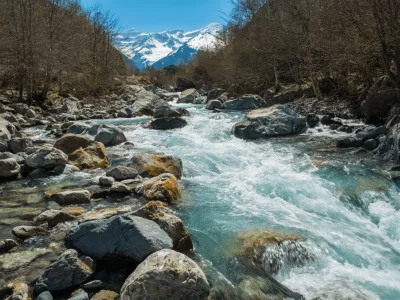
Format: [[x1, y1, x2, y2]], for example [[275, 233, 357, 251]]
[[81, 0, 233, 32]]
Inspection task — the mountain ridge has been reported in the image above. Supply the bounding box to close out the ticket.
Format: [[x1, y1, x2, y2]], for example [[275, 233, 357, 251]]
[[115, 23, 222, 70]]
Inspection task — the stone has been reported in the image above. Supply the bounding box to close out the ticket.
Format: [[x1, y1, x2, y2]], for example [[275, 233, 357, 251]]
[[0, 158, 20, 179], [106, 167, 138, 181], [33, 209, 75, 227], [133, 201, 193, 252], [34, 249, 94, 293], [175, 77, 195, 91], [0, 248, 51, 271], [0, 239, 18, 254], [12, 225, 48, 240], [68, 143, 110, 169], [144, 117, 187, 130], [91, 290, 119, 300], [320, 115, 341, 126], [25, 147, 68, 169], [68, 289, 89, 300], [131, 91, 171, 117], [78, 206, 132, 224], [0, 283, 30, 300], [95, 125, 127, 147], [48, 190, 91, 206], [120, 249, 210, 300], [53, 164, 80, 175], [306, 113, 320, 128], [362, 139, 378, 151], [65, 215, 173, 262], [54, 134, 93, 154], [37, 291, 54, 300], [0, 117, 14, 140], [99, 176, 115, 187], [66, 123, 92, 135], [232, 105, 307, 140], [0, 140, 8, 152], [135, 174, 180, 203], [336, 136, 363, 148], [207, 88, 224, 101], [128, 153, 183, 179], [177, 88, 200, 103], [110, 182, 130, 194], [356, 126, 387, 142], [81, 280, 103, 291], [206, 100, 223, 110], [223, 95, 266, 110], [7, 138, 33, 153]]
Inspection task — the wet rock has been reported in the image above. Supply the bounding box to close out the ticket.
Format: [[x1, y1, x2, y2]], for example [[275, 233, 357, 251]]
[[232, 105, 307, 140], [362, 139, 378, 151], [66, 123, 92, 135], [225, 228, 314, 275], [91, 290, 119, 300], [320, 115, 342, 126], [25, 147, 69, 169], [0, 282, 30, 300], [106, 167, 138, 181], [356, 125, 387, 142], [35, 249, 94, 293], [120, 249, 210, 300], [65, 215, 173, 262], [206, 100, 223, 110], [48, 190, 91, 206], [223, 94, 266, 110], [0, 158, 20, 179], [177, 88, 200, 103], [337, 125, 354, 133], [94, 125, 127, 147], [144, 117, 187, 130], [12, 225, 48, 240], [135, 174, 180, 203], [0, 248, 51, 271], [128, 153, 183, 179], [68, 289, 89, 300], [110, 182, 130, 194], [99, 176, 115, 187], [78, 206, 132, 224], [0, 239, 18, 254], [7, 137, 33, 154], [33, 209, 76, 228], [81, 280, 103, 291], [336, 136, 363, 148], [37, 291, 54, 300], [133, 201, 193, 252]]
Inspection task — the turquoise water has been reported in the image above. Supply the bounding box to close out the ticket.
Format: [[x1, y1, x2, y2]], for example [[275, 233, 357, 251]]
[[100, 105, 400, 299], [18, 104, 400, 299]]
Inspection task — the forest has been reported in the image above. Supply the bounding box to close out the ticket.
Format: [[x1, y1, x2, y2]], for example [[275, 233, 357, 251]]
[[0, 0, 130, 104]]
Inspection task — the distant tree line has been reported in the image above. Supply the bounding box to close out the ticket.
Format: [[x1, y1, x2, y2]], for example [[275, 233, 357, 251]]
[[190, 0, 400, 99], [0, 0, 130, 104]]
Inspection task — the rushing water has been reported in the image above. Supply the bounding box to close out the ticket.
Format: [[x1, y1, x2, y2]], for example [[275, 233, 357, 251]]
[[5, 104, 400, 299]]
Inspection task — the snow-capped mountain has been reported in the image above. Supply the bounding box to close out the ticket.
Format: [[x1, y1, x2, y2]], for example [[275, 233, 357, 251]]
[[115, 23, 222, 70]]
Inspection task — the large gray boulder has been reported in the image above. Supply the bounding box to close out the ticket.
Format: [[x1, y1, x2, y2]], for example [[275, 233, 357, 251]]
[[223, 95, 266, 110], [120, 249, 210, 300], [144, 117, 188, 130], [177, 89, 200, 104], [65, 215, 173, 262], [131, 91, 171, 117], [232, 105, 307, 140], [34, 249, 94, 293], [0, 158, 20, 178], [25, 147, 69, 169], [106, 166, 138, 181], [95, 125, 127, 147], [7, 137, 33, 153]]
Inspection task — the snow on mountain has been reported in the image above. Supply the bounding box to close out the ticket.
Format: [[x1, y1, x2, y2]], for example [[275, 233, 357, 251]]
[[115, 23, 222, 70]]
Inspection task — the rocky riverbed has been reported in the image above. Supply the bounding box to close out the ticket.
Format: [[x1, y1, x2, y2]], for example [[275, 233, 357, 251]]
[[0, 84, 400, 300]]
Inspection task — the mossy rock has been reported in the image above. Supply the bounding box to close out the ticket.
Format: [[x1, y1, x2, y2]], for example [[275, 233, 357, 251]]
[[134, 173, 180, 203], [129, 153, 183, 179]]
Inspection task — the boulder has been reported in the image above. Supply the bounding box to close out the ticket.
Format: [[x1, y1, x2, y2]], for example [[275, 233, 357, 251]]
[[99, 176, 115, 187], [25, 147, 68, 169], [94, 125, 127, 147], [135, 174, 180, 203], [78, 206, 132, 224], [33, 209, 75, 227], [0, 282, 30, 300], [91, 290, 119, 300], [37, 291, 54, 300], [206, 100, 223, 110], [0, 118, 13, 140], [120, 249, 210, 300], [306, 113, 320, 128], [133, 201, 193, 252], [65, 215, 173, 262], [68, 289, 88, 300], [54, 134, 94, 155], [320, 115, 342, 126], [356, 126, 387, 142], [110, 182, 130, 194], [336, 136, 363, 148], [48, 190, 91, 206], [207, 88, 224, 101], [0, 248, 51, 271], [12, 225, 48, 240], [144, 117, 187, 130], [106, 166, 138, 181], [0, 239, 18, 254], [131, 91, 171, 117], [59, 100, 80, 114], [0, 158, 20, 179], [362, 139, 378, 151], [177, 89, 200, 104], [0, 140, 8, 152], [7, 137, 33, 153], [34, 249, 94, 293], [223, 95, 266, 110], [66, 123, 92, 135], [128, 153, 183, 179], [175, 77, 195, 91], [232, 105, 307, 140]]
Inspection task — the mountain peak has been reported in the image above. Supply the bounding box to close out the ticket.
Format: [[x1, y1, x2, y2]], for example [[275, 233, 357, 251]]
[[115, 23, 222, 70]]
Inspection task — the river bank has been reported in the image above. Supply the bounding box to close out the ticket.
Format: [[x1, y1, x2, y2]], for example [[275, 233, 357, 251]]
[[0, 84, 400, 300]]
